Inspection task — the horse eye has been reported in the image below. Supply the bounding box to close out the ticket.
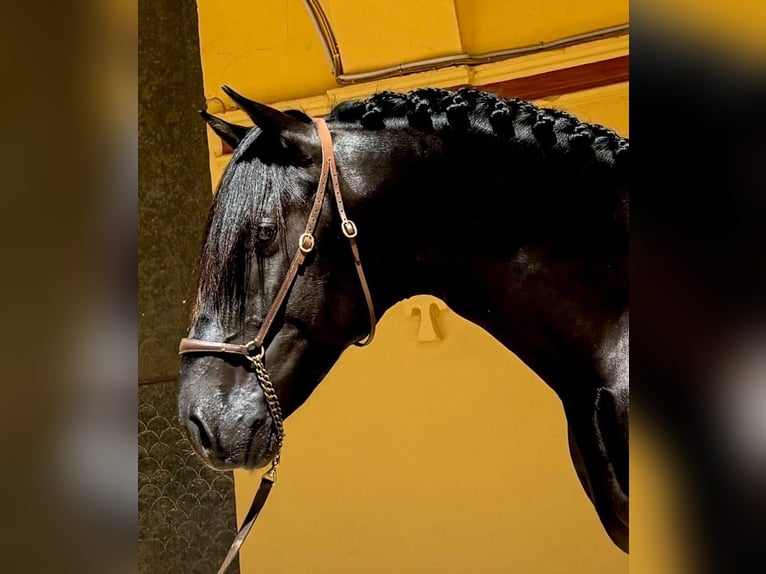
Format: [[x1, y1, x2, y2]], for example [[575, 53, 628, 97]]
[[255, 223, 277, 245]]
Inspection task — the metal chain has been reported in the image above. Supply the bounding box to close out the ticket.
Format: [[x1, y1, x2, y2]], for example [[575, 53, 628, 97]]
[[250, 355, 285, 469]]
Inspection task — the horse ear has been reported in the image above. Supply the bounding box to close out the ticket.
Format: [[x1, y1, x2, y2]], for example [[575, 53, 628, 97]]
[[221, 85, 312, 135], [199, 110, 250, 149]]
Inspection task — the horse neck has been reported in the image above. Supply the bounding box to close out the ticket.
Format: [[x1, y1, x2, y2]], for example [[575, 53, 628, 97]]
[[364, 127, 629, 397]]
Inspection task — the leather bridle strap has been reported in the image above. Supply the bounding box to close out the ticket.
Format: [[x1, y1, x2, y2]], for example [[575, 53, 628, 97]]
[[323, 118, 376, 346]]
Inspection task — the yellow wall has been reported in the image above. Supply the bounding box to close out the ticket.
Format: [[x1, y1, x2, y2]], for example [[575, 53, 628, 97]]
[[234, 295, 630, 574], [454, 0, 627, 54], [194, 2, 637, 572], [196, 0, 627, 109], [322, 0, 463, 73], [196, 0, 336, 107]]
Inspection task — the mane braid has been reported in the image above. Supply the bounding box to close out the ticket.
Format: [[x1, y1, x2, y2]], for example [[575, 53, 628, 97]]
[[327, 87, 628, 168]]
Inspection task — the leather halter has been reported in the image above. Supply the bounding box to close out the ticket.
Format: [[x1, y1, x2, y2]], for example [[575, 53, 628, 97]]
[[179, 116, 376, 360], [177, 117, 376, 573]]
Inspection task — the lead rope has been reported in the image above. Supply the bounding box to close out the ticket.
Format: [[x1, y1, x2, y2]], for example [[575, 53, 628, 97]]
[[216, 355, 285, 574]]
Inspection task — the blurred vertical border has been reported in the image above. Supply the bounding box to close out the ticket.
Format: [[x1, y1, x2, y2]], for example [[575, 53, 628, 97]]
[[0, 0, 139, 572], [631, 2, 766, 573]]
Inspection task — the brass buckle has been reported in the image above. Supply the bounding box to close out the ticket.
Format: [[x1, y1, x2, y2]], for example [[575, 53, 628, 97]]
[[341, 220, 358, 238], [299, 233, 315, 253]]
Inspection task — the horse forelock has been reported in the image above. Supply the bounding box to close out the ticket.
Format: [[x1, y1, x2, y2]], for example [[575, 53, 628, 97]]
[[194, 131, 310, 324]]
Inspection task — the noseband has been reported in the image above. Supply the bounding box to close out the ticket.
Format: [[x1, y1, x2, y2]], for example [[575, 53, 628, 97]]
[[178, 117, 376, 573]]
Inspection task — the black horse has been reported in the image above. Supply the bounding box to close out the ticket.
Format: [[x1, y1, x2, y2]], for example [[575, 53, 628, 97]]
[[178, 86, 629, 552]]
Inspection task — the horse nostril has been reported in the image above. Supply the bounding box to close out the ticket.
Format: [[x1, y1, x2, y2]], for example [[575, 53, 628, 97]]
[[188, 412, 213, 453]]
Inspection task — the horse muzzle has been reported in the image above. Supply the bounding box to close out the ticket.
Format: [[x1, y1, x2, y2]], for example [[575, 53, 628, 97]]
[[178, 366, 279, 470]]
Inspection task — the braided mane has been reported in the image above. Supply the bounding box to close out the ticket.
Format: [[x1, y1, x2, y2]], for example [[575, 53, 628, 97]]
[[327, 87, 628, 168]]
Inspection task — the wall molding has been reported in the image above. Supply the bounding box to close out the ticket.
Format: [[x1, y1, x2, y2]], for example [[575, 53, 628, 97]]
[[208, 33, 628, 159]]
